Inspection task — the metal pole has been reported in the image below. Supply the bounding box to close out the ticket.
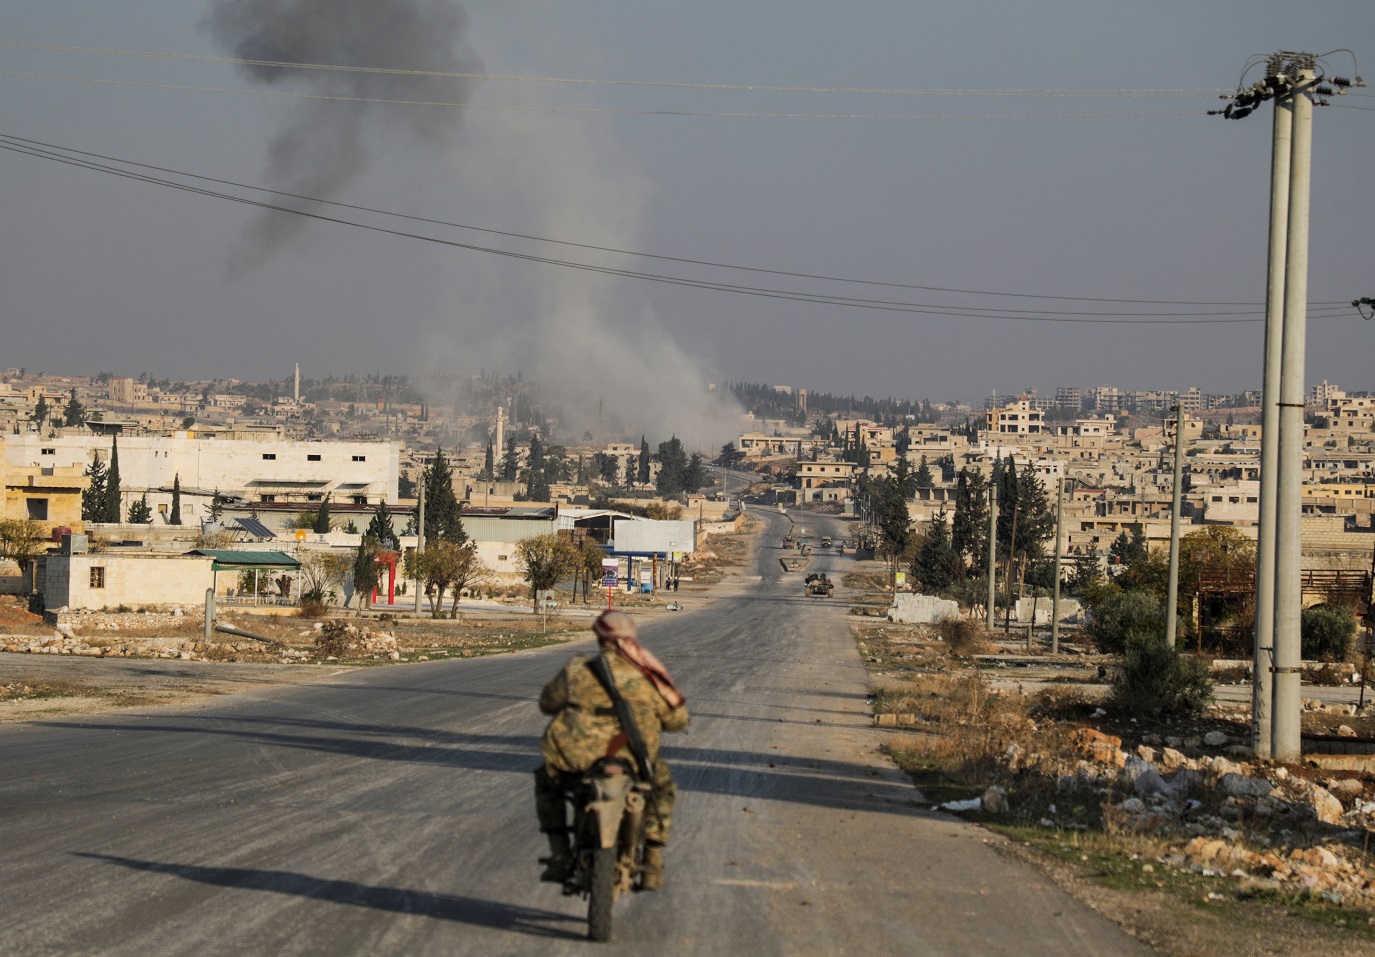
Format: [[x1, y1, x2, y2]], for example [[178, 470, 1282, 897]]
[[1252, 84, 1292, 758], [413, 481, 425, 614], [1165, 408, 1187, 649], [986, 480, 998, 630], [1273, 69, 1314, 763], [1051, 474, 1064, 654]]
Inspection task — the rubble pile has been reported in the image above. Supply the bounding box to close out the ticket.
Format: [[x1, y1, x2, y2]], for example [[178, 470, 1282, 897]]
[[314, 621, 401, 660], [0, 628, 289, 662], [45, 608, 196, 630], [1173, 836, 1372, 906], [989, 723, 1375, 909]]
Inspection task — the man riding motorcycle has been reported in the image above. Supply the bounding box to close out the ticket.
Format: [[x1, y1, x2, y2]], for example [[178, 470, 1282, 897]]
[[534, 610, 688, 891]]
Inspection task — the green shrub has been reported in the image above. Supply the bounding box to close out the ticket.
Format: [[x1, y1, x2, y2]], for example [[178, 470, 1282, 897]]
[[1111, 633, 1213, 715], [1301, 605, 1357, 662], [1085, 589, 1165, 654]]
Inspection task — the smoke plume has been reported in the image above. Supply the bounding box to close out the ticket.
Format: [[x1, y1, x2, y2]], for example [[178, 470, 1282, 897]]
[[419, 88, 743, 448], [204, 0, 480, 272]]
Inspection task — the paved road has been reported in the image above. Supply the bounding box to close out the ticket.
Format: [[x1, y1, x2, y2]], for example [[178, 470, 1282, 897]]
[[0, 510, 1151, 956]]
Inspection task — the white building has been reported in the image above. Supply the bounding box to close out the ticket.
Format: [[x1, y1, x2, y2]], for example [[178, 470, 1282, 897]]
[[1, 433, 400, 525]]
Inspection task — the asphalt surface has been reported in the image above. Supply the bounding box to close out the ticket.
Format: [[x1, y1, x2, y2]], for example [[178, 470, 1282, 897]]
[[0, 509, 1153, 956]]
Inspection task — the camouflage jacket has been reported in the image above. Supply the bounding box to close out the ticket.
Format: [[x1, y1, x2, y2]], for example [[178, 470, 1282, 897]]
[[539, 650, 689, 774]]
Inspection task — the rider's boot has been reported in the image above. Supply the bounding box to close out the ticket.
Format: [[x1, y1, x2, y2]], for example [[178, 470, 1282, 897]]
[[539, 829, 573, 883], [639, 842, 665, 891]]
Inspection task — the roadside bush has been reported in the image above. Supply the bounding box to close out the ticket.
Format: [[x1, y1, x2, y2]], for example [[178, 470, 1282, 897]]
[[1084, 589, 1165, 654], [1110, 633, 1213, 714], [297, 598, 327, 620], [1301, 604, 1357, 662], [935, 615, 990, 656]]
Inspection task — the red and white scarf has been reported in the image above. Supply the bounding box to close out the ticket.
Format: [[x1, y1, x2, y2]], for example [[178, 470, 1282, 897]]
[[593, 611, 686, 709]]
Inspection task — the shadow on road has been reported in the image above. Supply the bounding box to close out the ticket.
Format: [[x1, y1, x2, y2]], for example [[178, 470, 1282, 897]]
[[73, 853, 585, 939], [40, 715, 919, 817]]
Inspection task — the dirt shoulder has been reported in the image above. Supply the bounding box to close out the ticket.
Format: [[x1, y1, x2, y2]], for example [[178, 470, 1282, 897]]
[[995, 839, 1375, 957], [840, 578, 1375, 957], [0, 652, 344, 722]]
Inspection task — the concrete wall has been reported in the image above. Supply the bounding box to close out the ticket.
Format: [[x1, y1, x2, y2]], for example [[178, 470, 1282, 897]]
[[886, 593, 960, 624], [1014, 597, 1083, 624]]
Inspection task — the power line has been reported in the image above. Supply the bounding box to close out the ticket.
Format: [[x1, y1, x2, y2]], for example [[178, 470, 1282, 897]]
[[0, 40, 1230, 97], [14, 134, 1322, 324], [5, 131, 1352, 315], [0, 70, 1218, 120]]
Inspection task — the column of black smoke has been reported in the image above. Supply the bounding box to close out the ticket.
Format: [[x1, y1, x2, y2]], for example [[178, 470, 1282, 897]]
[[204, 0, 479, 273]]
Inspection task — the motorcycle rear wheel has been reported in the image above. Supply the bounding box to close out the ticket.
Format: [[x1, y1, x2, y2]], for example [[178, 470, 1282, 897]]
[[586, 845, 617, 942]]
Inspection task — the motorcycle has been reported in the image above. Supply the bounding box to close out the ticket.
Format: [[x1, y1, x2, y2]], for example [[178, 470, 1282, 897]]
[[558, 756, 654, 942]]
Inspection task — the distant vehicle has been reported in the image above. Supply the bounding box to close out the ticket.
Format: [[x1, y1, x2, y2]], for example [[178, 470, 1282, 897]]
[[821, 536, 833, 548], [804, 573, 833, 598]]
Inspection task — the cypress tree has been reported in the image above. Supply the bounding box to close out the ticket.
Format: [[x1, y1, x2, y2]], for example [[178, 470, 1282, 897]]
[[500, 436, 519, 481], [82, 454, 108, 522], [423, 449, 467, 544], [637, 437, 651, 485], [352, 536, 380, 608], [950, 468, 988, 569], [312, 494, 331, 534], [170, 473, 182, 525], [127, 493, 152, 525], [102, 435, 122, 523], [366, 501, 397, 549], [63, 389, 87, 427], [914, 455, 934, 490]]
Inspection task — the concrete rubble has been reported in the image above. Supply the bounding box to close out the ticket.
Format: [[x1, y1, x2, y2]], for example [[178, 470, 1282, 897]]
[[981, 719, 1375, 911], [314, 621, 401, 660]]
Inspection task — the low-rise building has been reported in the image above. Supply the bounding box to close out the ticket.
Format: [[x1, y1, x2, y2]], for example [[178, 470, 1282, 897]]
[[985, 399, 1044, 436]]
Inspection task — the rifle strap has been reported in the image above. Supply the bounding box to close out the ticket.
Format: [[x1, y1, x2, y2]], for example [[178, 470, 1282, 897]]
[[587, 655, 654, 783]]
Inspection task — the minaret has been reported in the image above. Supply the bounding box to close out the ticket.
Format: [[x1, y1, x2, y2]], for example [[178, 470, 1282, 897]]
[[494, 406, 505, 457], [294, 363, 300, 404]]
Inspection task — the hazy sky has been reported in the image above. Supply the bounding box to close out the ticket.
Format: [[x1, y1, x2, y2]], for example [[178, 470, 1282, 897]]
[[2, 1, 1372, 429]]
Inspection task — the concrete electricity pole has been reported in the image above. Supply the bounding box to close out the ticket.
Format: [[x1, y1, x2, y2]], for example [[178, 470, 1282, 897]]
[[1252, 71, 1294, 759], [1164, 407, 1187, 649], [986, 479, 998, 631], [1272, 67, 1314, 762], [413, 481, 425, 614], [1213, 52, 1361, 760], [1051, 473, 1065, 654]]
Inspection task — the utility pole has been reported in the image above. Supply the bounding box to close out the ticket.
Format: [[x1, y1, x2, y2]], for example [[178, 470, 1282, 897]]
[[986, 479, 998, 631], [1051, 473, 1064, 654], [413, 481, 425, 614], [1164, 407, 1187, 649], [1252, 71, 1293, 758], [1213, 53, 1360, 761], [1272, 66, 1314, 762]]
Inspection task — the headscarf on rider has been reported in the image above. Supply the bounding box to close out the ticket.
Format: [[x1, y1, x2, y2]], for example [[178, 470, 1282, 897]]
[[592, 610, 686, 709]]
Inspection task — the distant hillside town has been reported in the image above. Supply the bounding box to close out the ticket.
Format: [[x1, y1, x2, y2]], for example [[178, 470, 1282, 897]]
[[0, 366, 1371, 629]]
